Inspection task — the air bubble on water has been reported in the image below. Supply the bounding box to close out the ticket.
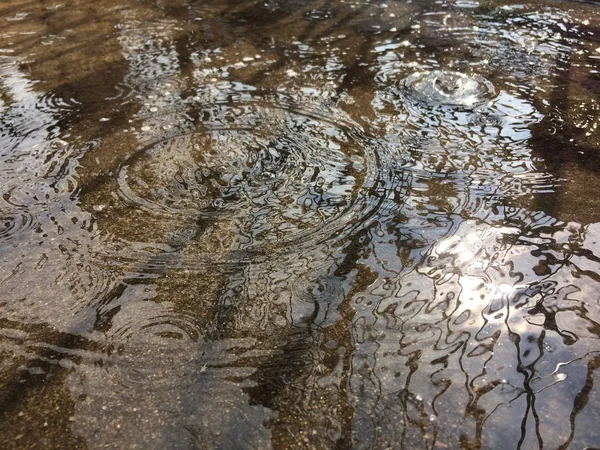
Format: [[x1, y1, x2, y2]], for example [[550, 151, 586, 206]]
[[553, 373, 567, 382], [402, 70, 495, 107], [51, 139, 68, 149], [543, 342, 555, 353]]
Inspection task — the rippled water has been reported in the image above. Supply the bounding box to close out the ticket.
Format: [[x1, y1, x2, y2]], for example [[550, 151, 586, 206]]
[[1, 0, 600, 448]]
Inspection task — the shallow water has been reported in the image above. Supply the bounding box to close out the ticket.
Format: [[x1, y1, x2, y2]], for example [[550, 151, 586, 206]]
[[1, 0, 600, 448]]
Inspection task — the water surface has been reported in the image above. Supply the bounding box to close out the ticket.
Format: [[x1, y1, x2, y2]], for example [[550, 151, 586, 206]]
[[1, 0, 600, 448]]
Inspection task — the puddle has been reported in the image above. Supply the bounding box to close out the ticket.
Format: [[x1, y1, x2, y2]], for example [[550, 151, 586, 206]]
[[1, 0, 600, 448]]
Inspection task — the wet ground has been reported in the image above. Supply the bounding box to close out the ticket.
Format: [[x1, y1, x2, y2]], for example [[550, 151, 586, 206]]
[[1, 0, 600, 448]]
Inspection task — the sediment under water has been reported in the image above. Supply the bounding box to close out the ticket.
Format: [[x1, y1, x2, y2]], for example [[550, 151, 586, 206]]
[[0, 0, 600, 448]]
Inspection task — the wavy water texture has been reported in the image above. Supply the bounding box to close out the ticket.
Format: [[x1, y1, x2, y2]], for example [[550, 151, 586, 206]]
[[0, 0, 600, 449], [85, 94, 409, 266]]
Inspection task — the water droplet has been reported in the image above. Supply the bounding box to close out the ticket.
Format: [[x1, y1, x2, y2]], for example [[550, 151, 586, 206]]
[[402, 70, 495, 107]]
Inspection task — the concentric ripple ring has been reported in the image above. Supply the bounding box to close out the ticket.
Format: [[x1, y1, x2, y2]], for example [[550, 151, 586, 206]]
[[402, 70, 496, 107], [0, 211, 37, 248], [104, 98, 405, 262]]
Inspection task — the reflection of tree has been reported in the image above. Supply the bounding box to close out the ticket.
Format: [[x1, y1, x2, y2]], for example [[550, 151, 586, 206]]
[[346, 204, 600, 448]]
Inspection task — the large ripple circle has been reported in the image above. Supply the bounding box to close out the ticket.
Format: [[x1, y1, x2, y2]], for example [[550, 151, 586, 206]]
[[114, 100, 403, 256], [0, 211, 37, 248]]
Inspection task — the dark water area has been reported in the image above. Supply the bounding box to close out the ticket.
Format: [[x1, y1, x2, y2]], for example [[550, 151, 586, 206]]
[[1, 0, 600, 448]]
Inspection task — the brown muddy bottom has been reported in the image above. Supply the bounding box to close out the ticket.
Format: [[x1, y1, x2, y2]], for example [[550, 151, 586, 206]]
[[1, 0, 600, 448]]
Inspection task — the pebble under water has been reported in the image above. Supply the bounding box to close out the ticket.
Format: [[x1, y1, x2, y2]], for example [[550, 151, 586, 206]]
[[1, 0, 600, 448]]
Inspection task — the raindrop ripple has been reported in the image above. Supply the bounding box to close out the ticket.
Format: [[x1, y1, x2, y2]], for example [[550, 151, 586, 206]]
[[103, 97, 406, 264], [402, 70, 496, 107]]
